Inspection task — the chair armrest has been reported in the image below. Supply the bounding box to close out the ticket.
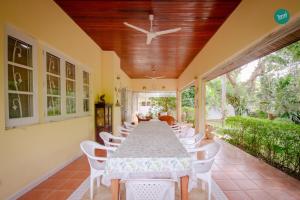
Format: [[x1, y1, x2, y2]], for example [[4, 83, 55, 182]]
[[109, 142, 121, 147], [111, 135, 126, 142], [179, 138, 194, 145], [87, 155, 108, 161], [186, 146, 206, 153]]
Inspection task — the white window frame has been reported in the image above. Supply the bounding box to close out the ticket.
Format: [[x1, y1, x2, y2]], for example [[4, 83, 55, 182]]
[[4, 25, 38, 128], [64, 59, 78, 118], [43, 47, 65, 122], [42, 44, 92, 121], [82, 70, 91, 114]]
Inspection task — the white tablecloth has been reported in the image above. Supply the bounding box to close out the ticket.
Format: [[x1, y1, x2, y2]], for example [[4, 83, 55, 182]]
[[102, 121, 194, 189]]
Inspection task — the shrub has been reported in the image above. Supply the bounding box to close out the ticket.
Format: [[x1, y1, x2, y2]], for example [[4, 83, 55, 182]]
[[222, 116, 300, 179], [181, 106, 195, 124]]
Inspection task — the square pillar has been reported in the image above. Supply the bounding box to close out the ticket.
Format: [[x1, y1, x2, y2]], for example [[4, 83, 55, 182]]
[[194, 77, 206, 134], [176, 89, 182, 122]]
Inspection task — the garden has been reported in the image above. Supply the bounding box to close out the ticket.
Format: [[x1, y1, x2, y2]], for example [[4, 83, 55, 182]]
[[207, 40, 300, 179]]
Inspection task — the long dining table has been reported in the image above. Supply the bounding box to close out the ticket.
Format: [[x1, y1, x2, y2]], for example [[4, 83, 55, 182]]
[[103, 121, 192, 200]]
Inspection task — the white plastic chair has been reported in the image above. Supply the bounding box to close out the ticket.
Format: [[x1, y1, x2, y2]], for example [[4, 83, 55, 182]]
[[188, 142, 221, 200], [80, 140, 116, 199], [99, 131, 125, 148], [125, 179, 175, 200], [180, 132, 204, 149], [124, 121, 136, 129], [118, 126, 132, 137]]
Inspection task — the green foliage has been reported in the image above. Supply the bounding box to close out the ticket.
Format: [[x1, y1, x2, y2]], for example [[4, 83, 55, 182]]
[[181, 86, 195, 124], [181, 86, 195, 107], [181, 106, 195, 124], [222, 116, 300, 178], [206, 78, 222, 110], [149, 97, 176, 116]]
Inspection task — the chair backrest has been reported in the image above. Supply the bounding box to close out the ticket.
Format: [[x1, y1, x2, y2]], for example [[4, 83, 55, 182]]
[[124, 121, 136, 129], [125, 179, 175, 200], [159, 115, 175, 125], [202, 142, 221, 161], [80, 140, 107, 170], [194, 132, 204, 144], [184, 127, 195, 137], [99, 131, 112, 147], [118, 126, 132, 136]]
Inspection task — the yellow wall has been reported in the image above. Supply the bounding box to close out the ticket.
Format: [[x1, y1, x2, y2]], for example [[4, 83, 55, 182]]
[[131, 79, 177, 91], [100, 51, 132, 133], [0, 0, 102, 198], [178, 0, 300, 89]]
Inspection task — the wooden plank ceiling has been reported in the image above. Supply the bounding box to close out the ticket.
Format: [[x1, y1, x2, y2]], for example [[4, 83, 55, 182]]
[[54, 0, 241, 78]]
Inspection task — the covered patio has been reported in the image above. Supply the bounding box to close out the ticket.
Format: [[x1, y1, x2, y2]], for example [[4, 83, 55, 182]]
[[0, 0, 300, 200]]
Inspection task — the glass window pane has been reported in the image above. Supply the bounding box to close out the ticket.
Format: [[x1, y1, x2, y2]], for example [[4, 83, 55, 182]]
[[83, 71, 89, 84], [47, 75, 60, 95], [66, 80, 75, 97], [8, 64, 33, 92], [46, 53, 60, 75], [66, 62, 75, 80], [7, 36, 32, 67], [83, 85, 89, 98], [66, 98, 76, 114], [47, 96, 61, 116], [9, 93, 33, 118], [83, 99, 89, 112]]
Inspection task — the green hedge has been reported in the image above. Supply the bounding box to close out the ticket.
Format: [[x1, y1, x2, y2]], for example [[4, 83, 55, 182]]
[[222, 116, 300, 178]]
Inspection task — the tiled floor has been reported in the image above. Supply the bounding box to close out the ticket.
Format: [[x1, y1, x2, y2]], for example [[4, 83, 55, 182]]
[[18, 140, 300, 200], [213, 140, 300, 200]]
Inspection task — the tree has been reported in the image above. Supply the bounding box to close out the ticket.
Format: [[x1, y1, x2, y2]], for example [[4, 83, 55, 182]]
[[181, 86, 195, 107], [149, 97, 176, 117]]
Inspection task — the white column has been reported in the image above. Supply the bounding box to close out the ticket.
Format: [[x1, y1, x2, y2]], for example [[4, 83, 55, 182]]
[[176, 89, 182, 122], [221, 75, 227, 122], [194, 77, 206, 134]]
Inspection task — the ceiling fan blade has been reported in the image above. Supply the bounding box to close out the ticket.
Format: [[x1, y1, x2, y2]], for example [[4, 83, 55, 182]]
[[144, 76, 154, 79], [144, 76, 165, 79], [155, 28, 182, 36], [124, 22, 149, 34], [146, 34, 152, 45]]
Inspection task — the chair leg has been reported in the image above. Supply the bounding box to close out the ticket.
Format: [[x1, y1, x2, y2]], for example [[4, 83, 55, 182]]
[[90, 177, 94, 200], [208, 178, 211, 200], [201, 181, 205, 190], [97, 176, 100, 187]]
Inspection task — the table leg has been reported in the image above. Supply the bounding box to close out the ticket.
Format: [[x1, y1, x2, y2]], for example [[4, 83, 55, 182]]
[[180, 176, 189, 200], [111, 179, 120, 200]]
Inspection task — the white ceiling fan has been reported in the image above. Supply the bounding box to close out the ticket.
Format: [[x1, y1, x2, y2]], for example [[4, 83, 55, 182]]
[[143, 66, 165, 79], [124, 14, 181, 45], [144, 75, 165, 79]]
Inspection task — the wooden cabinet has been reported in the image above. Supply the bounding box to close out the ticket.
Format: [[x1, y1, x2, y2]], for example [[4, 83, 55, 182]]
[[95, 102, 112, 144]]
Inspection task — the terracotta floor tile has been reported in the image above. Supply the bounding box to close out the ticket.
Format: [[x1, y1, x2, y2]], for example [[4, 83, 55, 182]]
[[241, 171, 265, 180], [245, 190, 273, 200], [226, 172, 248, 180], [264, 189, 297, 200], [18, 189, 51, 200], [224, 191, 251, 200], [212, 172, 230, 180], [215, 180, 240, 191], [49, 170, 76, 179], [252, 179, 283, 189], [59, 178, 84, 190], [35, 179, 67, 190], [233, 180, 260, 190], [72, 171, 90, 179], [45, 190, 73, 200]]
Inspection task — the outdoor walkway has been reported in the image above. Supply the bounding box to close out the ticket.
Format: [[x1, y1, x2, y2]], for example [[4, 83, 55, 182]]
[[214, 140, 300, 200], [18, 140, 300, 200]]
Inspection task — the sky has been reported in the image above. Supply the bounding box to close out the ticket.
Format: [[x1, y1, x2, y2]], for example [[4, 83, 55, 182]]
[[238, 59, 258, 82]]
